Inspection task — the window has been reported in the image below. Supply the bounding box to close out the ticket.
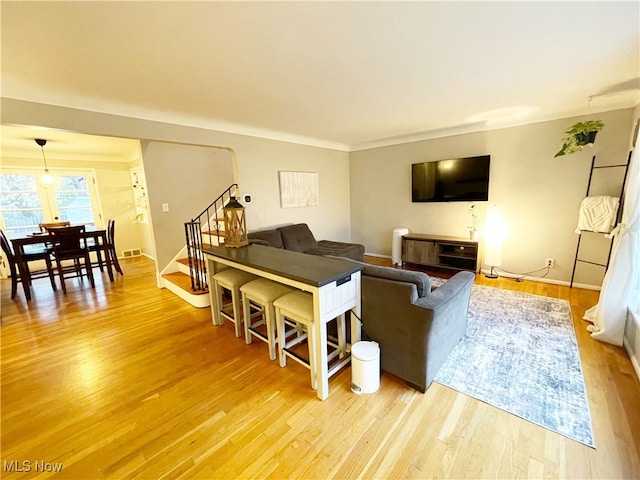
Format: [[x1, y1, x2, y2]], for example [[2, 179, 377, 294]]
[[55, 175, 95, 225], [0, 169, 102, 238], [0, 174, 45, 238]]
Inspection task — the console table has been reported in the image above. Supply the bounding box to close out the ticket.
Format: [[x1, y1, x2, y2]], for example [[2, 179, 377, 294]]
[[202, 244, 363, 400], [402, 233, 479, 273]]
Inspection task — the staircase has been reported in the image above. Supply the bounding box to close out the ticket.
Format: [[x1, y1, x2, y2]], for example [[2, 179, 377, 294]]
[[161, 184, 238, 308]]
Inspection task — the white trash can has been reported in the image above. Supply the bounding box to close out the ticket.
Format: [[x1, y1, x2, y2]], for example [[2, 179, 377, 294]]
[[351, 341, 380, 394], [392, 228, 409, 266]]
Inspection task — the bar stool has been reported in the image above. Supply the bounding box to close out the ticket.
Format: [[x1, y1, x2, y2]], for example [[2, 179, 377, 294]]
[[212, 268, 258, 337], [274, 290, 347, 390], [240, 279, 294, 360]]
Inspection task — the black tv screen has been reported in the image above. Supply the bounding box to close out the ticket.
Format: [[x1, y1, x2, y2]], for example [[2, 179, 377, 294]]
[[411, 155, 490, 202]]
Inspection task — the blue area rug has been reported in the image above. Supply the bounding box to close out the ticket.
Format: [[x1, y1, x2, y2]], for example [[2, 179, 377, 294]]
[[433, 283, 595, 448]]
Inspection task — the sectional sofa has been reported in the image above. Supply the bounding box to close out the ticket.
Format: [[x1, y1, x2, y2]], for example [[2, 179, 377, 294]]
[[247, 223, 365, 261]]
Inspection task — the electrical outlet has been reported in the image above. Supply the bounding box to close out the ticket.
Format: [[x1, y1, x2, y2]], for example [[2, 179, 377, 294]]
[[545, 258, 555, 268]]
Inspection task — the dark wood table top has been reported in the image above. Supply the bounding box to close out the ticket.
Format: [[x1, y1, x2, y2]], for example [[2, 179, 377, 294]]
[[11, 229, 107, 251], [202, 244, 364, 288]]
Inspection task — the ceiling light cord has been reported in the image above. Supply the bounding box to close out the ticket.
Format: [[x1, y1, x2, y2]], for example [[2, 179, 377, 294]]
[[35, 138, 58, 189], [40, 145, 50, 172], [35, 138, 50, 170]]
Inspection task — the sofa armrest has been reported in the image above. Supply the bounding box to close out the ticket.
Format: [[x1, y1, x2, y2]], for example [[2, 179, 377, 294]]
[[248, 238, 271, 246], [414, 271, 475, 310]]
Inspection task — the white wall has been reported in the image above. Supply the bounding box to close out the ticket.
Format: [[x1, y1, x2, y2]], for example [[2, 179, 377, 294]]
[[350, 108, 636, 287], [127, 162, 156, 259], [231, 136, 352, 241], [140, 141, 234, 268], [94, 159, 152, 257], [1, 99, 352, 274]]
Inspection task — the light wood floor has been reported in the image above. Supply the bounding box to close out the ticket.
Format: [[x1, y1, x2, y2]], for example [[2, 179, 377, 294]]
[[1, 256, 638, 479]]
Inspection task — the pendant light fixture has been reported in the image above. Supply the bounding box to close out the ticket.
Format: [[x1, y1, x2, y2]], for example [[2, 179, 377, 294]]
[[35, 138, 58, 188]]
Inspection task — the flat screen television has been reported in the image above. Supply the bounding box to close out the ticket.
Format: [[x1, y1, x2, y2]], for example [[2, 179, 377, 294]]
[[411, 155, 490, 202]]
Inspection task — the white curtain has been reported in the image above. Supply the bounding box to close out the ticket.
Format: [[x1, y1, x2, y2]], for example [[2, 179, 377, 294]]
[[583, 134, 640, 346]]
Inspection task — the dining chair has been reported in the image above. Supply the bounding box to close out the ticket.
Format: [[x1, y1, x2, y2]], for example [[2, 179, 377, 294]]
[[88, 219, 123, 275], [40, 221, 72, 255], [39, 221, 71, 232], [106, 219, 124, 275], [49, 226, 95, 294], [0, 229, 57, 300]]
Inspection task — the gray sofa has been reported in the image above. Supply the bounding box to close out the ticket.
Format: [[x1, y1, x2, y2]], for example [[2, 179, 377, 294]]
[[248, 223, 365, 261], [342, 260, 474, 392]]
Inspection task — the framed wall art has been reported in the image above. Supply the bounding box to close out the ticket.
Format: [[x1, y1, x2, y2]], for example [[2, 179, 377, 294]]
[[278, 171, 319, 208]]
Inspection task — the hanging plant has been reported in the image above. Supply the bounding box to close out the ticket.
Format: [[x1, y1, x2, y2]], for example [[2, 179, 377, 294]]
[[554, 120, 604, 157]]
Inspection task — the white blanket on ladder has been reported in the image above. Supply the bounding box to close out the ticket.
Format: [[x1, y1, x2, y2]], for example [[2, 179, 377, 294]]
[[575, 195, 620, 233]]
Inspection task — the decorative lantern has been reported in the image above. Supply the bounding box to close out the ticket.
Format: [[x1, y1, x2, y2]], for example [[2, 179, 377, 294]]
[[222, 196, 248, 247]]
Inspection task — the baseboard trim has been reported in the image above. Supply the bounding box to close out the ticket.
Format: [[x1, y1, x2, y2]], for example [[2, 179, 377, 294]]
[[624, 335, 640, 382], [364, 252, 391, 259], [624, 309, 640, 382], [365, 253, 602, 290], [478, 268, 602, 290]]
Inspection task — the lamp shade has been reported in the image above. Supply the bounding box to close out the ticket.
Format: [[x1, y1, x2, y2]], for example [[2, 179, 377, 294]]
[[222, 196, 248, 247], [38, 170, 58, 188], [484, 204, 505, 267]]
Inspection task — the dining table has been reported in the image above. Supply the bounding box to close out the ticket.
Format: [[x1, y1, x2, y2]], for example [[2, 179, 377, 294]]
[[10, 228, 113, 300]]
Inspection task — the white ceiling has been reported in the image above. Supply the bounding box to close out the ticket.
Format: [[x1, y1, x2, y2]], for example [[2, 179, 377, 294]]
[[1, 1, 639, 154], [0, 124, 142, 163]]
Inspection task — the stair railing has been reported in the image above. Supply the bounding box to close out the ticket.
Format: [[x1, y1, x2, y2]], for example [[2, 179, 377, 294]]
[[184, 183, 237, 291]]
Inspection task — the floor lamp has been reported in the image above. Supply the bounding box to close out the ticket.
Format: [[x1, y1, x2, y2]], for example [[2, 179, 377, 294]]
[[484, 204, 505, 279]]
